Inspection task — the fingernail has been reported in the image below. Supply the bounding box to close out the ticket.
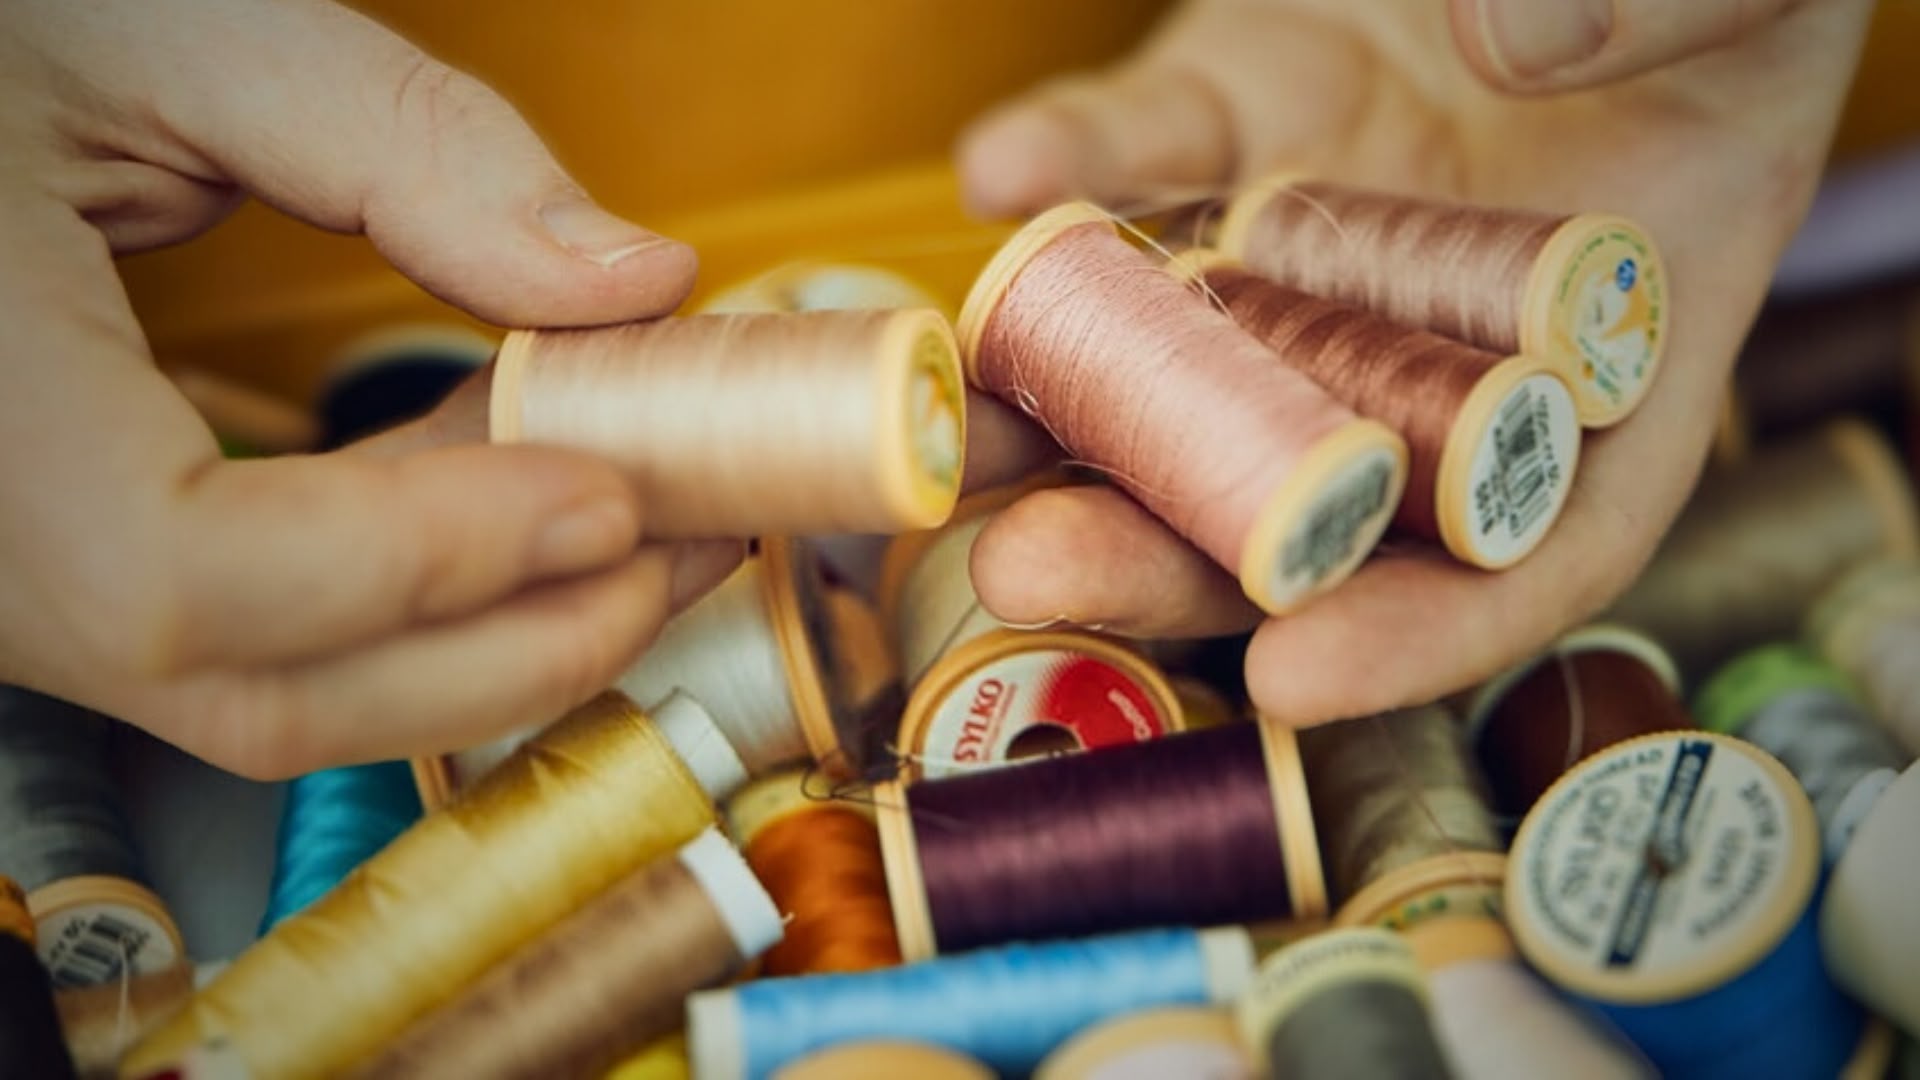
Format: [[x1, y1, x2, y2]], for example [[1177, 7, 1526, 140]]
[[671, 540, 747, 610], [1476, 0, 1611, 80], [538, 197, 672, 268], [531, 497, 637, 577]]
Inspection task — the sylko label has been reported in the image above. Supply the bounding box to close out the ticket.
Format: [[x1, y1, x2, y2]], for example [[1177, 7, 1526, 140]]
[[1511, 736, 1811, 998], [917, 650, 1169, 780]]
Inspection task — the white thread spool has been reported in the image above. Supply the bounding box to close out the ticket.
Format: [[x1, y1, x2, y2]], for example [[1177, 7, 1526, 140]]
[[1821, 760, 1920, 1039]]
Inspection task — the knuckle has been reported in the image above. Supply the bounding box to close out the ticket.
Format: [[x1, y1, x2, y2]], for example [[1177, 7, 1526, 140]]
[[192, 681, 315, 782]]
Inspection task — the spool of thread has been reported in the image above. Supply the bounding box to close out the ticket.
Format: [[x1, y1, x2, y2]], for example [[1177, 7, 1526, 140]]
[[1463, 624, 1690, 822], [881, 494, 1183, 781], [875, 720, 1326, 959], [0, 687, 187, 989], [1605, 419, 1919, 681], [1234, 927, 1452, 1080], [774, 1042, 993, 1080], [1401, 916, 1653, 1080], [351, 827, 781, 1080], [726, 769, 901, 976], [1506, 731, 1865, 1079], [1298, 704, 1506, 929], [1036, 1007, 1253, 1080], [1217, 176, 1668, 427], [258, 762, 421, 933], [1183, 253, 1581, 568], [54, 963, 197, 1080], [700, 261, 951, 318], [818, 585, 908, 782], [1808, 557, 1920, 755], [955, 201, 1409, 615], [491, 308, 965, 538], [685, 925, 1255, 1080], [1695, 644, 1910, 859], [1732, 277, 1920, 444], [1170, 676, 1240, 731], [1, 875, 80, 1079], [1820, 761, 1920, 1039], [605, 1034, 689, 1080], [122, 690, 719, 1079]]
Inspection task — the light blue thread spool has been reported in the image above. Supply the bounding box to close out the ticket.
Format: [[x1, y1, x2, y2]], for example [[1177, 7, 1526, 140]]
[[258, 763, 421, 933]]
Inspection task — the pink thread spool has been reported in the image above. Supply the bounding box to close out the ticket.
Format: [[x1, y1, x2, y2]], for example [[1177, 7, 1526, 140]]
[[956, 203, 1409, 615], [1218, 176, 1668, 428]]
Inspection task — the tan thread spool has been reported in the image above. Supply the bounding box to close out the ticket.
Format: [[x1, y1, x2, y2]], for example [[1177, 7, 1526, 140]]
[[491, 308, 965, 538], [1807, 556, 1920, 756], [1218, 174, 1669, 428], [1036, 1006, 1254, 1080], [773, 1041, 994, 1080]]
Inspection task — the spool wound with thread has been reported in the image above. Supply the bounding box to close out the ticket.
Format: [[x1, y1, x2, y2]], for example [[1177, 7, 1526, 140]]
[[1808, 557, 1920, 755], [1695, 644, 1910, 860], [1234, 927, 1452, 1080], [727, 769, 901, 976], [55, 963, 197, 1080], [121, 690, 718, 1080], [258, 762, 421, 933], [1187, 255, 1581, 568], [955, 201, 1409, 615], [1605, 419, 1920, 682], [876, 720, 1326, 958], [1035, 1007, 1254, 1080], [1217, 176, 1668, 427], [700, 261, 951, 318], [773, 1041, 993, 1080], [0, 687, 186, 989], [685, 925, 1254, 1080], [1506, 732, 1864, 1080], [1, 875, 80, 1079], [603, 1034, 689, 1080], [1819, 761, 1920, 1039], [351, 827, 781, 1080], [1464, 624, 1690, 823], [491, 308, 965, 538], [1297, 704, 1505, 928], [1402, 916, 1652, 1080]]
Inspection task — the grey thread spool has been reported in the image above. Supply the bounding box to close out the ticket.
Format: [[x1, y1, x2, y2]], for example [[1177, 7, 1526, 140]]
[[1236, 927, 1454, 1080]]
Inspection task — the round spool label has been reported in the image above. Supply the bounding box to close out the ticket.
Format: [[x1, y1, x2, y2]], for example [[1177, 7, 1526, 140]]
[[1461, 372, 1578, 566], [911, 645, 1174, 780], [1507, 733, 1817, 1004], [35, 898, 183, 989], [1263, 441, 1401, 611], [1236, 927, 1425, 1051], [1530, 220, 1666, 424]]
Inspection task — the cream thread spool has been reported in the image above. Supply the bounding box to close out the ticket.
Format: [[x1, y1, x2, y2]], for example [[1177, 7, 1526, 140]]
[[1217, 174, 1669, 427], [490, 308, 965, 538], [955, 201, 1409, 615], [1036, 1007, 1254, 1080], [1820, 761, 1920, 1039], [1807, 557, 1920, 755], [773, 1042, 993, 1080], [699, 261, 951, 318]]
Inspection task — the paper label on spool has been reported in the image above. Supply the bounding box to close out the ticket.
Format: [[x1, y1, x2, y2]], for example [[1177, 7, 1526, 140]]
[[1269, 446, 1400, 609], [1536, 221, 1666, 423], [1465, 373, 1578, 565], [914, 648, 1172, 780], [1507, 734, 1817, 1004], [36, 900, 182, 988]]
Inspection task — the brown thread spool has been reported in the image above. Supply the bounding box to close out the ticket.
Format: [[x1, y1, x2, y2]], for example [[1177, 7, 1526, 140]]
[[1732, 276, 1920, 445], [491, 308, 965, 538], [956, 201, 1409, 615], [879, 483, 1182, 782], [1298, 704, 1506, 931], [1218, 175, 1668, 427], [1604, 419, 1920, 682], [1181, 252, 1582, 568], [1464, 624, 1689, 822]]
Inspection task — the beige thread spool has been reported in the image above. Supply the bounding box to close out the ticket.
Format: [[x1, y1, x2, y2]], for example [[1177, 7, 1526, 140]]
[[1036, 1007, 1254, 1080], [700, 261, 950, 318], [773, 1041, 993, 1080], [491, 308, 965, 538], [1807, 557, 1920, 756], [1821, 761, 1920, 1039]]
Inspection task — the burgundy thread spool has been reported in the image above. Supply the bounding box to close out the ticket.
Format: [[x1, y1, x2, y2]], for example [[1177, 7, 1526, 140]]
[[1217, 176, 1668, 428], [1463, 624, 1691, 822], [491, 308, 966, 538], [874, 720, 1326, 960], [1180, 252, 1582, 569], [955, 202, 1410, 615]]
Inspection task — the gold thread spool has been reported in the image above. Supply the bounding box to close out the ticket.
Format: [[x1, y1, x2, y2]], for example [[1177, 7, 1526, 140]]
[[1036, 1007, 1253, 1080], [121, 691, 716, 1080], [955, 201, 1409, 615], [1298, 704, 1507, 931], [604, 1033, 690, 1080], [491, 308, 965, 538], [1218, 174, 1669, 428], [1604, 419, 1920, 681], [773, 1041, 994, 1080], [699, 261, 951, 318]]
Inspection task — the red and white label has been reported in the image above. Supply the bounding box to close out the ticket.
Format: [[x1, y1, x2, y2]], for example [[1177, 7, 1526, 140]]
[[917, 649, 1171, 779]]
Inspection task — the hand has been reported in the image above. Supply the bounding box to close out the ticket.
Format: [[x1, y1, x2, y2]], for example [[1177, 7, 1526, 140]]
[[955, 0, 1875, 723], [0, 0, 738, 779]]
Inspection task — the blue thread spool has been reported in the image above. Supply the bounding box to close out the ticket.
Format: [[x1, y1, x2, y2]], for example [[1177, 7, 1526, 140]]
[[258, 763, 421, 933], [1507, 731, 1865, 1080], [685, 926, 1254, 1079]]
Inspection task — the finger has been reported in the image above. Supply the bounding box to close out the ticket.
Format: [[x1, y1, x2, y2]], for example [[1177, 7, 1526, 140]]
[[969, 485, 1262, 637], [961, 390, 1060, 494], [1448, 0, 1808, 94], [149, 545, 713, 778], [343, 364, 495, 459], [72, 0, 695, 325]]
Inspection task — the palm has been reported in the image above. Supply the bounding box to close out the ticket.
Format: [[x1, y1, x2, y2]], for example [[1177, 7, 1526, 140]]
[[958, 0, 1872, 722]]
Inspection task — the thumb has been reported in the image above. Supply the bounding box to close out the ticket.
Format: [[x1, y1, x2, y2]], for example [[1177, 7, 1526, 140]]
[[1449, 0, 1807, 94], [112, 0, 695, 326]]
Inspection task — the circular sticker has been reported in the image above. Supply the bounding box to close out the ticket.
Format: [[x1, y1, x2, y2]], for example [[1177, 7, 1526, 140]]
[[1459, 372, 1579, 566], [36, 899, 183, 989], [1264, 440, 1401, 611]]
